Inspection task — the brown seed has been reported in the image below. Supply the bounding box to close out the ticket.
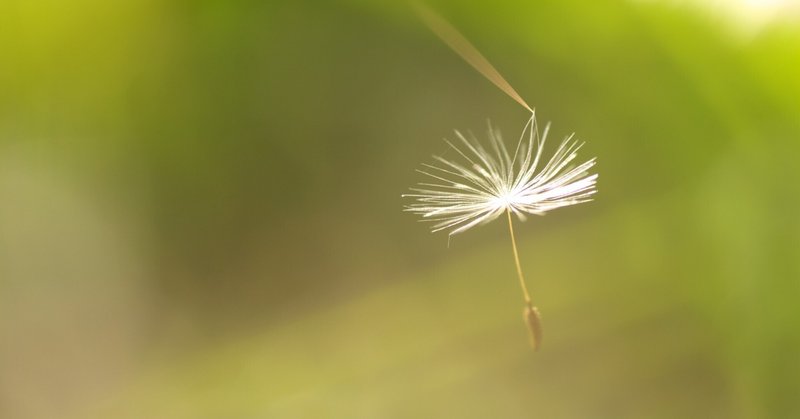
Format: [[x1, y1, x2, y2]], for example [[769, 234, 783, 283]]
[[523, 304, 543, 351]]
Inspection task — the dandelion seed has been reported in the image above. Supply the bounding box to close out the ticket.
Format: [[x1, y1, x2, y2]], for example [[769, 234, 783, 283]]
[[403, 115, 597, 350], [407, 4, 598, 351]]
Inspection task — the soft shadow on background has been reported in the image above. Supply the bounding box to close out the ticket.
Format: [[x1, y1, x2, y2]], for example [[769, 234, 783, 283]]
[[1, 0, 799, 418]]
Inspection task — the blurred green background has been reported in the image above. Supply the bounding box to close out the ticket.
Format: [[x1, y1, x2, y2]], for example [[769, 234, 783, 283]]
[[1, 0, 800, 418]]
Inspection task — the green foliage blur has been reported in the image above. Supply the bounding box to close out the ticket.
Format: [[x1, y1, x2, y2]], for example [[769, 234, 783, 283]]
[[1, 0, 799, 418]]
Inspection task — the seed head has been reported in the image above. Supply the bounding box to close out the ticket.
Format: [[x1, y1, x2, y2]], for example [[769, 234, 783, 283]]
[[403, 113, 598, 237]]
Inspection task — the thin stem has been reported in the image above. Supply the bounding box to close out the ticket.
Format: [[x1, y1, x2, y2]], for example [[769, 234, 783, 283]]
[[507, 209, 543, 351], [506, 209, 531, 305], [414, 3, 533, 113]]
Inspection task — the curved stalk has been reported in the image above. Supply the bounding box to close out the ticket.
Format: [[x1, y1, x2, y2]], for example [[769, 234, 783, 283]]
[[506, 209, 542, 351]]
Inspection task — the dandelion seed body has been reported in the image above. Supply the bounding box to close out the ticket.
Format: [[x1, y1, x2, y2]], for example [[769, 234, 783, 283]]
[[403, 112, 597, 351]]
